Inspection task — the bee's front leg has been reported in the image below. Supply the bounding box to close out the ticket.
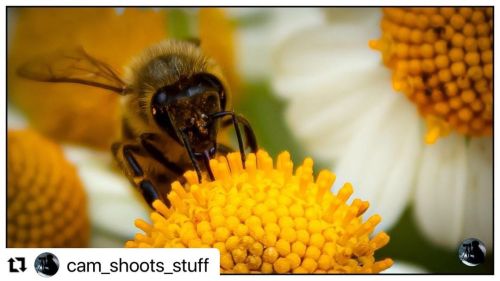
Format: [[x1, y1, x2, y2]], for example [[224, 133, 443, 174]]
[[138, 133, 184, 176], [111, 142, 165, 207], [217, 112, 258, 153]]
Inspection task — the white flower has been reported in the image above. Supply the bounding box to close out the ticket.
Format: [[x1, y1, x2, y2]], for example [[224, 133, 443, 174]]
[[272, 8, 492, 250], [229, 8, 324, 81]]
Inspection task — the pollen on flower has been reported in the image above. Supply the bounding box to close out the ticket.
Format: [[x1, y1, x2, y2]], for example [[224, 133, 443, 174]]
[[370, 8, 492, 143], [126, 150, 393, 273], [7, 130, 89, 247]]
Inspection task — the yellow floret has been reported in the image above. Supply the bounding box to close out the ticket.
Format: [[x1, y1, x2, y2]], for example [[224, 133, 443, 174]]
[[7, 130, 89, 247], [370, 7, 492, 143], [126, 150, 393, 273]]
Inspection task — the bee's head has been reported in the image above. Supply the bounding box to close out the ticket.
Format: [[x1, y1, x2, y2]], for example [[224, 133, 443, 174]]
[[151, 73, 226, 156]]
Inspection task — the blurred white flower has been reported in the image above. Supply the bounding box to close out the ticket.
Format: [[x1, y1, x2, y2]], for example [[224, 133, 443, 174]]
[[229, 8, 324, 81], [384, 261, 427, 274], [272, 8, 492, 250], [63, 145, 148, 248]]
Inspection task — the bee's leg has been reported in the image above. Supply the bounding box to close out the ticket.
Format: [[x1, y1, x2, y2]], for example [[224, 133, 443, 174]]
[[233, 114, 258, 153], [179, 129, 204, 183], [219, 114, 258, 152], [201, 150, 215, 181], [111, 142, 144, 178], [139, 133, 190, 185], [139, 133, 184, 176], [212, 112, 259, 166], [111, 142, 165, 207]]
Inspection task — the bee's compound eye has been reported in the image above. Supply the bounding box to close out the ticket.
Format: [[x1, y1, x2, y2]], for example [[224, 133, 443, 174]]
[[194, 73, 222, 90], [151, 89, 178, 141], [192, 73, 226, 109], [206, 94, 217, 105], [152, 90, 169, 113]]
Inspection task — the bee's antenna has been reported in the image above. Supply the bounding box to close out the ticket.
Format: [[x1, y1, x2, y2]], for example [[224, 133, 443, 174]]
[[180, 129, 203, 183]]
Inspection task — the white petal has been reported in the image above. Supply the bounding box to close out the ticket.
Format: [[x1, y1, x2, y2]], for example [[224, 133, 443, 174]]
[[273, 15, 382, 101], [90, 229, 129, 248], [63, 146, 149, 245], [230, 8, 325, 80], [324, 7, 382, 31], [274, 26, 382, 102], [334, 95, 422, 232], [283, 65, 398, 162], [272, 10, 394, 162], [383, 260, 427, 273], [414, 134, 468, 250], [461, 137, 493, 249]]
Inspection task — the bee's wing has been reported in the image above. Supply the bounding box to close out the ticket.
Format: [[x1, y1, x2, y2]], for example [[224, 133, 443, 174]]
[[17, 47, 129, 95]]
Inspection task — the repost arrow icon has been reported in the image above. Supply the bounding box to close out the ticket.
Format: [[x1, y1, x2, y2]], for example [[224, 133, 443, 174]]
[[16, 257, 26, 272], [8, 258, 19, 273]]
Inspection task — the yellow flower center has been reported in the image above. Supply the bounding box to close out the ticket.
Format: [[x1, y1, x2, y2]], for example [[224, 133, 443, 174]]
[[370, 8, 492, 144], [126, 150, 393, 273], [7, 130, 89, 247]]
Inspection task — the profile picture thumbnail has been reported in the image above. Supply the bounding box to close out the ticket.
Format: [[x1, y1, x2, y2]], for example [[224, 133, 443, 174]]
[[34, 252, 59, 277], [458, 238, 486, 267]]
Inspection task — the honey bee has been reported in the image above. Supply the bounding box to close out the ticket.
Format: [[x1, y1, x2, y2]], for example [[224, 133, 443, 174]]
[[18, 39, 258, 206]]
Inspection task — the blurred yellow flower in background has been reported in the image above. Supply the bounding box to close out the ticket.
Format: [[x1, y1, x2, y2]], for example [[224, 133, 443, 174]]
[[273, 7, 492, 250], [8, 129, 89, 247], [8, 8, 168, 150], [127, 150, 393, 273]]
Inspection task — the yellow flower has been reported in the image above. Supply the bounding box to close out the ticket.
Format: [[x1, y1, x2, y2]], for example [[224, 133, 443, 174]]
[[369, 8, 492, 144], [8, 8, 168, 150], [7, 129, 89, 247], [126, 150, 392, 273]]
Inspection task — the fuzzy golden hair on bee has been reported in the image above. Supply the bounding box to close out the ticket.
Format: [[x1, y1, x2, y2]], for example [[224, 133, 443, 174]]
[[121, 39, 233, 132], [124, 39, 231, 99]]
